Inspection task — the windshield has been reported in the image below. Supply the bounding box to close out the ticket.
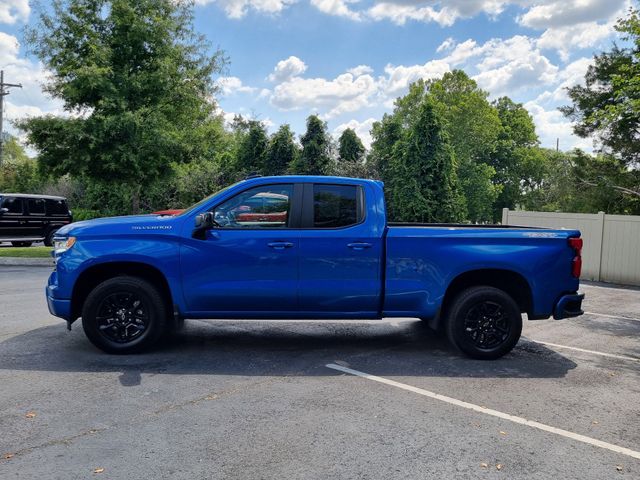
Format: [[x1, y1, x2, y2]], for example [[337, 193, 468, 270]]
[[178, 181, 242, 217]]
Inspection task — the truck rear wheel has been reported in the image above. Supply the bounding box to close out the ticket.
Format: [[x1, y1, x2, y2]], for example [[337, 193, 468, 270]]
[[445, 286, 522, 360], [81, 276, 167, 354]]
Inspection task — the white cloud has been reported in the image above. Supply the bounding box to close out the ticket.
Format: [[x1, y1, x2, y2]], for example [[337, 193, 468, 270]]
[[535, 20, 616, 60], [367, 3, 457, 26], [333, 117, 376, 148], [270, 70, 378, 118], [347, 65, 374, 76], [469, 36, 558, 95], [381, 59, 450, 99], [0, 0, 29, 24], [366, 0, 508, 26], [267, 56, 308, 83], [216, 76, 257, 95], [524, 100, 593, 151], [0, 33, 62, 140], [518, 0, 625, 29], [436, 37, 456, 53], [195, 0, 296, 19], [534, 57, 591, 103], [310, 0, 361, 21]]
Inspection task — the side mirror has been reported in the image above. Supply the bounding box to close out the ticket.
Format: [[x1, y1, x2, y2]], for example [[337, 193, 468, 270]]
[[192, 212, 218, 239]]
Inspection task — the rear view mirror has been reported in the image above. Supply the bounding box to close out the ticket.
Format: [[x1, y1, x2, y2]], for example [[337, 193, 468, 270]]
[[192, 212, 218, 239]]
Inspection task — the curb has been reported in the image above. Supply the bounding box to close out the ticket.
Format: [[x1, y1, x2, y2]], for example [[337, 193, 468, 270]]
[[0, 257, 54, 266]]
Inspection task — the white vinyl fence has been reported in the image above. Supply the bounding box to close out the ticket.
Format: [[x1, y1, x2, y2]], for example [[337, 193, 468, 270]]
[[502, 209, 640, 286]]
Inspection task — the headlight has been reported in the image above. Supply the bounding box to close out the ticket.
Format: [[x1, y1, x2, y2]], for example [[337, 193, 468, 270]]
[[54, 237, 76, 254]]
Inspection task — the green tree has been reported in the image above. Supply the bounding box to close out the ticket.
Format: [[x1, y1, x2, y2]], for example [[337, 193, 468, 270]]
[[19, 0, 226, 213], [235, 120, 268, 174], [518, 149, 640, 215], [0, 135, 42, 193], [491, 97, 543, 218], [369, 113, 402, 182], [427, 71, 502, 223], [292, 115, 333, 175], [338, 128, 365, 163], [387, 98, 465, 222], [561, 7, 640, 165], [265, 124, 298, 176], [337, 128, 367, 177]]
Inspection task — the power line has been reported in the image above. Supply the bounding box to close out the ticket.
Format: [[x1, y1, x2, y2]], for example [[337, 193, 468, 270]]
[[0, 70, 23, 167]]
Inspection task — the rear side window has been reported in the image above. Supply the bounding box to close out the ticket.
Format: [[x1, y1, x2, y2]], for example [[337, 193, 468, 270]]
[[313, 184, 360, 228], [1, 197, 23, 214], [46, 199, 69, 216], [28, 198, 46, 215]]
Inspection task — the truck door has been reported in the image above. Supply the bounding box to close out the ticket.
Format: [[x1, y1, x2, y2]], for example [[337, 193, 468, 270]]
[[180, 183, 301, 314], [297, 183, 382, 316]]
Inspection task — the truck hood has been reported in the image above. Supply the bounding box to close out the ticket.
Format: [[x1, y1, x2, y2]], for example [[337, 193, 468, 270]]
[[56, 214, 182, 238]]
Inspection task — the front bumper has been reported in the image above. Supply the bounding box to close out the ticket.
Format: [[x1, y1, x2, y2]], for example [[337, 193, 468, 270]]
[[46, 271, 71, 320], [553, 293, 584, 320]]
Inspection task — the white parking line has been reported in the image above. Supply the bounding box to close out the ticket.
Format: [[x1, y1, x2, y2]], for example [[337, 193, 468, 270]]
[[585, 311, 640, 323], [326, 363, 640, 460], [528, 340, 640, 363]]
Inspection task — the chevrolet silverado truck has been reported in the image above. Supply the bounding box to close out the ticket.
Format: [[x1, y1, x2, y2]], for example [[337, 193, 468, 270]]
[[46, 176, 584, 359]]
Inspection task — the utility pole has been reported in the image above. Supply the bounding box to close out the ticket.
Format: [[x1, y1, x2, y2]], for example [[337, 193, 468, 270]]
[[0, 70, 23, 167]]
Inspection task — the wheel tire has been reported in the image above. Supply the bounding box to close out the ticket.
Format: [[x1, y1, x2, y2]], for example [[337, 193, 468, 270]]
[[82, 276, 167, 354], [44, 229, 59, 247], [445, 286, 522, 360], [11, 241, 32, 247]]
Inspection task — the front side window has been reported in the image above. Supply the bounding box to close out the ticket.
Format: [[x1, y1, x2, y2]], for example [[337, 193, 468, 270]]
[[313, 185, 360, 228], [212, 184, 293, 228], [1, 197, 23, 215], [28, 198, 46, 215]]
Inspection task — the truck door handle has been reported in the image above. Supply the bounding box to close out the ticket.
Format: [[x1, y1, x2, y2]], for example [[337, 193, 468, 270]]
[[347, 242, 372, 250], [268, 241, 294, 250]]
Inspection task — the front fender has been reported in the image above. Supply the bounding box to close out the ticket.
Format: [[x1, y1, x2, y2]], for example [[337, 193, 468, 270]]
[[53, 235, 185, 313]]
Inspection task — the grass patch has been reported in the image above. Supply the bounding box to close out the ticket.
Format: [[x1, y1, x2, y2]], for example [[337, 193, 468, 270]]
[[0, 246, 52, 258]]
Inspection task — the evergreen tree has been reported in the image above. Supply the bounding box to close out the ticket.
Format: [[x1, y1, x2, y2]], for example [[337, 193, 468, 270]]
[[292, 115, 333, 175], [236, 120, 268, 174], [337, 128, 366, 177], [265, 124, 298, 176], [338, 128, 365, 164], [427, 71, 502, 223], [388, 98, 466, 223]]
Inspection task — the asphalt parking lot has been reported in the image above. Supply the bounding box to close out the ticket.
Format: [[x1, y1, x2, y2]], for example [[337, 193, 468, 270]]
[[0, 266, 639, 479]]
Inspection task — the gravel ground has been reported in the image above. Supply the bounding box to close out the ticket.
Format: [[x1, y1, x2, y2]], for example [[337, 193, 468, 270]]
[[0, 267, 638, 479]]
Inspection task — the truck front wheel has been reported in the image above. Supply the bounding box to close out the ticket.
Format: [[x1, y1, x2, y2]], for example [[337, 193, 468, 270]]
[[81, 276, 167, 354], [445, 286, 522, 360]]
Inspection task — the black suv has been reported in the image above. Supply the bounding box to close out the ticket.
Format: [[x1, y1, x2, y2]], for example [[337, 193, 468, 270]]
[[0, 194, 73, 247]]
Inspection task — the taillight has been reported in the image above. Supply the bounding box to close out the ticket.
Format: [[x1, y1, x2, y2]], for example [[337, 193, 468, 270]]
[[569, 237, 583, 278]]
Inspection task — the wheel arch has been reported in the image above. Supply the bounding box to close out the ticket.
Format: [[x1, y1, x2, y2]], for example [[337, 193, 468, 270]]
[[433, 268, 533, 329], [70, 261, 175, 323]]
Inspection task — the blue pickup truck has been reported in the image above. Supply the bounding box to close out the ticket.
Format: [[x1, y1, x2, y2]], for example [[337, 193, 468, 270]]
[[46, 175, 584, 359]]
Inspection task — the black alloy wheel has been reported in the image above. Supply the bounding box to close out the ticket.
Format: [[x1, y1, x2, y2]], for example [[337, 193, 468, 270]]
[[463, 301, 510, 350], [446, 286, 522, 360], [82, 276, 167, 354], [95, 292, 150, 344]]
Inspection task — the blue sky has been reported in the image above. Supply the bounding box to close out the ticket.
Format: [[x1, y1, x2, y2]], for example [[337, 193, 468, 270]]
[[0, 0, 633, 151]]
